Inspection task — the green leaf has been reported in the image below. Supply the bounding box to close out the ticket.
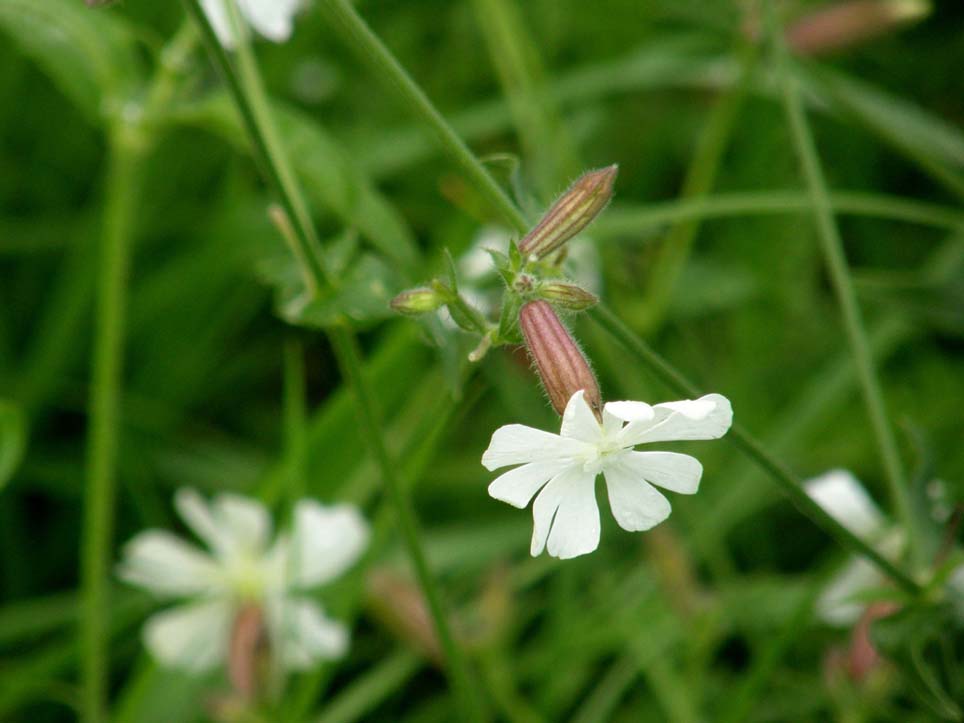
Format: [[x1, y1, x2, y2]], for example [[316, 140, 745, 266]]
[[0, 0, 142, 122], [0, 399, 25, 489], [282, 254, 401, 329], [442, 247, 460, 292]]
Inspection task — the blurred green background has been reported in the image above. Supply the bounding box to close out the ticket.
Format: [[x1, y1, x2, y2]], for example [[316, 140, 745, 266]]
[[1, 0, 963, 720]]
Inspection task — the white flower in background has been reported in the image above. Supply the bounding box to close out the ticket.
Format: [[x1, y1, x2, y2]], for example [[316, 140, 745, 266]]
[[805, 469, 902, 626], [118, 489, 368, 672], [482, 390, 732, 559], [201, 0, 303, 48]]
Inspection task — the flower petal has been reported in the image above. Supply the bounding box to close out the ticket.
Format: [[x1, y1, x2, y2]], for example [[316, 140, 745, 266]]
[[804, 469, 885, 539], [239, 0, 300, 42], [200, 0, 234, 47], [289, 501, 368, 589], [482, 423, 585, 471], [142, 599, 232, 672], [213, 492, 272, 555], [603, 400, 655, 423], [618, 393, 732, 446], [560, 391, 603, 443], [268, 597, 348, 669], [620, 451, 703, 494], [815, 556, 883, 627], [603, 459, 672, 532], [531, 467, 599, 559], [175, 488, 271, 560], [117, 530, 221, 598], [488, 460, 570, 509]]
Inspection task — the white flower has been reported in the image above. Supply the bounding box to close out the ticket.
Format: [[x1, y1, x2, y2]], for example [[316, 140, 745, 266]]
[[804, 470, 902, 626], [201, 0, 303, 49], [482, 390, 733, 559], [118, 488, 368, 672]]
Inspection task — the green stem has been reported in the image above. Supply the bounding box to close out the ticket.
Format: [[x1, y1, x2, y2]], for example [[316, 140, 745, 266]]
[[328, 328, 487, 721], [282, 338, 307, 506], [766, 2, 920, 566], [183, 0, 331, 292], [309, 0, 923, 593], [316, 0, 529, 234], [184, 3, 485, 720], [593, 190, 964, 236], [587, 303, 921, 596], [79, 127, 144, 723]]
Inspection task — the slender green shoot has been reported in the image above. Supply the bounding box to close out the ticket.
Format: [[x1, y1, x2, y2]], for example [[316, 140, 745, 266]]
[[765, 1, 920, 567], [587, 303, 921, 595], [183, 3, 486, 719], [316, 0, 529, 234]]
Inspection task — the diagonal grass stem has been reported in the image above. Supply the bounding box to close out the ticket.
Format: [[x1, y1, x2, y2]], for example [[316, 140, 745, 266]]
[[310, 0, 923, 595], [765, 1, 920, 567], [183, 2, 486, 720]]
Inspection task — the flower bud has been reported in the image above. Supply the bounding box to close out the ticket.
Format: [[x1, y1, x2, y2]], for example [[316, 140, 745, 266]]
[[518, 165, 617, 260], [519, 300, 602, 417], [538, 281, 599, 311], [389, 287, 445, 316], [786, 0, 929, 56]]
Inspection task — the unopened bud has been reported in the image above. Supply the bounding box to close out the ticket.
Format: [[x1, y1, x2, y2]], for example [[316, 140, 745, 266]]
[[538, 281, 599, 311], [786, 0, 930, 56], [519, 300, 602, 417], [389, 287, 444, 316], [518, 165, 618, 260]]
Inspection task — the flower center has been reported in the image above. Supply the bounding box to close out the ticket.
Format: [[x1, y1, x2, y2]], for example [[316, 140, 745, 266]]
[[581, 437, 627, 475]]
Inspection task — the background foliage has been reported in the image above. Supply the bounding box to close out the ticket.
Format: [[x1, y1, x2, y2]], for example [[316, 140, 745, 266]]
[[1, 0, 963, 720]]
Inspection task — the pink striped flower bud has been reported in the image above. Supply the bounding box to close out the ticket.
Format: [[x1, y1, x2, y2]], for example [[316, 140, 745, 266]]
[[519, 300, 602, 417], [518, 165, 618, 260]]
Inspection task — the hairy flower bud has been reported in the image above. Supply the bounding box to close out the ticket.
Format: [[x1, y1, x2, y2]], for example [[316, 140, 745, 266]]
[[389, 287, 444, 315], [519, 300, 602, 417], [518, 165, 618, 260], [538, 281, 599, 311]]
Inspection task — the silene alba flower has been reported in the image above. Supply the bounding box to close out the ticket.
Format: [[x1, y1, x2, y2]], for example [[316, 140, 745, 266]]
[[804, 469, 904, 626], [118, 489, 368, 674], [482, 389, 733, 559], [201, 0, 303, 48]]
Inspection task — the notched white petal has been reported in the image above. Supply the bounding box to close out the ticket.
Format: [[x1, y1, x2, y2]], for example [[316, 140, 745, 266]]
[[560, 391, 603, 443], [621, 393, 732, 446], [213, 492, 273, 555], [621, 451, 703, 495], [603, 400, 655, 423], [488, 461, 567, 509], [239, 0, 301, 43], [117, 530, 220, 598], [269, 597, 348, 669], [805, 469, 885, 539], [143, 599, 232, 672], [175, 488, 231, 555], [530, 468, 599, 559], [290, 501, 369, 589], [482, 423, 581, 471], [603, 460, 672, 532]]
